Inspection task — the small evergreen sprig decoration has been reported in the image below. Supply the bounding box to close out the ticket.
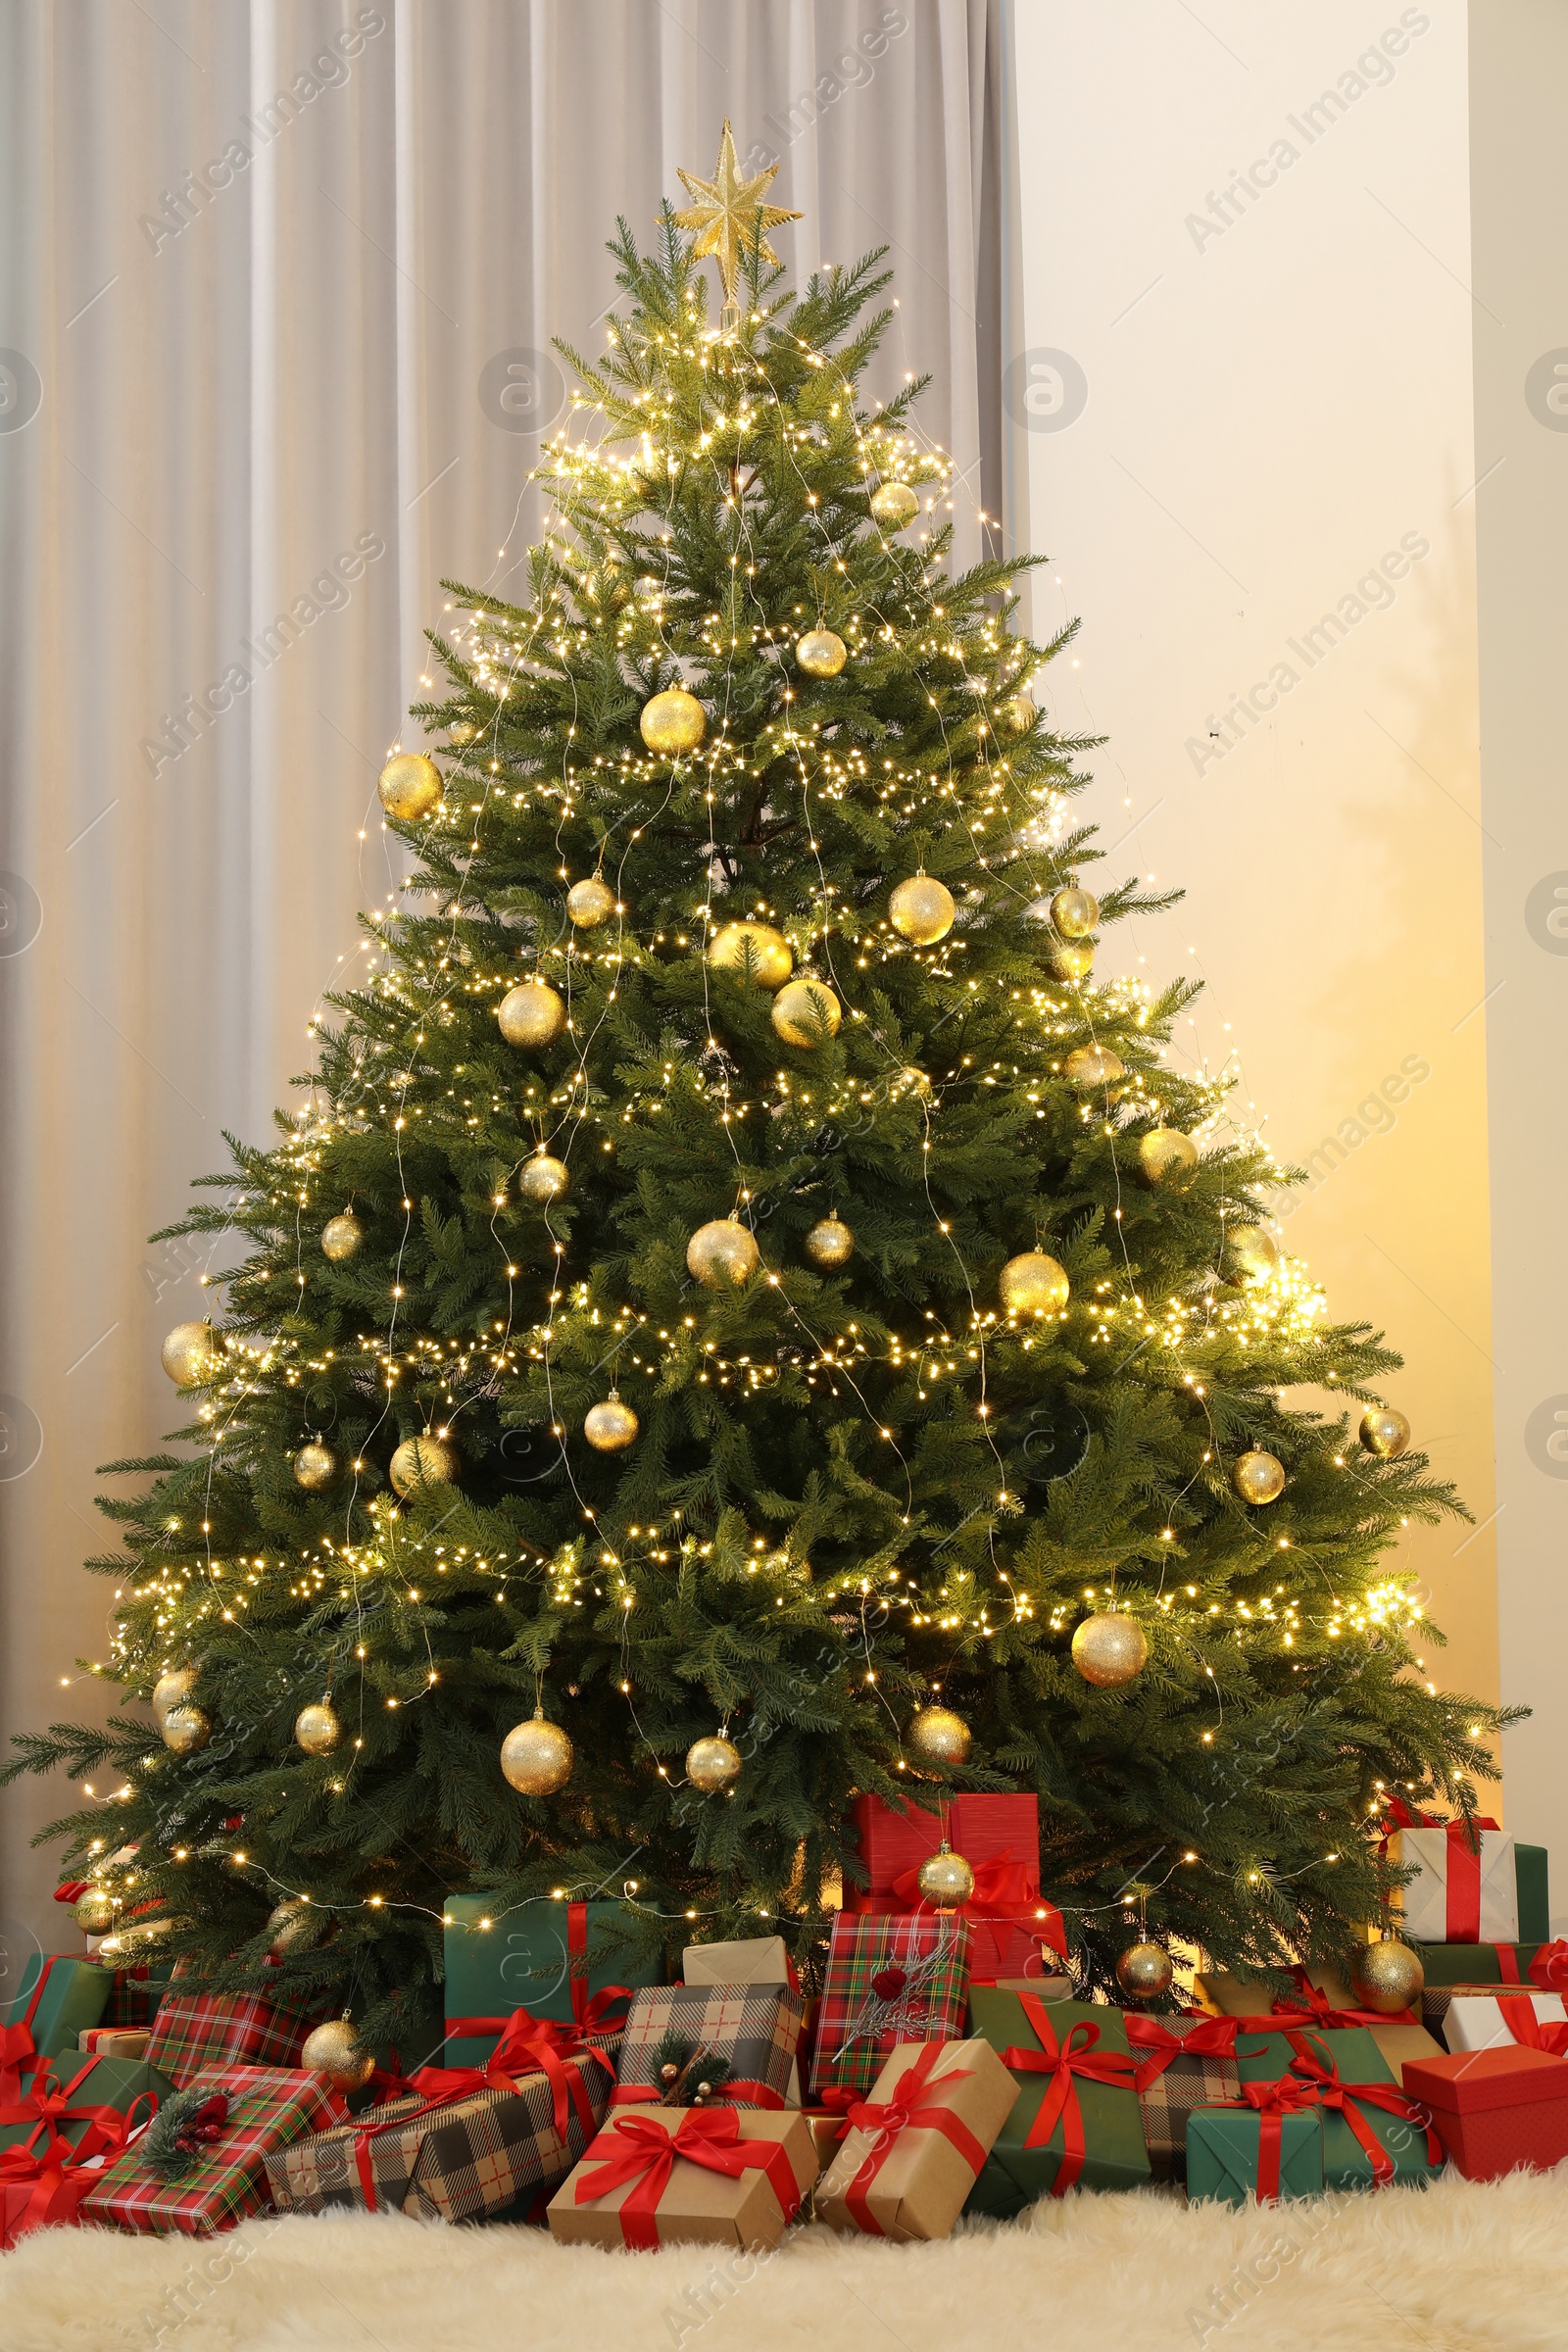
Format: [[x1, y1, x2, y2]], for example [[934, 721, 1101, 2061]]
[[142, 2084, 230, 2180], [654, 2030, 732, 2105]]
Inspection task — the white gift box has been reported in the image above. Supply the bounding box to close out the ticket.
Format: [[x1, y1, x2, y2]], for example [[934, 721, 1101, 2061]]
[[1391, 1826, 1518, 1944], [1443, 1987, 1567, 2053], [683, 1936, 802, 2105]]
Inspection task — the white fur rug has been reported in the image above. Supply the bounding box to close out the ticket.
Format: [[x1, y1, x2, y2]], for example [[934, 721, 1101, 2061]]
[[2, 2172, 1562, 2352]]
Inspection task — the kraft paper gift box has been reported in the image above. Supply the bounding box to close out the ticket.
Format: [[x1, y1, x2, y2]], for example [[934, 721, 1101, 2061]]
[[814, 2037, 1016, 2240], [442, 1894, 660, 2068], [1236, 2026, 1442, 2190], [81, 2063, 345, 2236], [1123, 2013, 1242, 2183], [1402, 2047, 1568, 2180], [548, 2105, 817, 2251], [810, 1914, 971, 2101], [683, 1936, 803, 2106], [1389, 1821, 1517, 1944], [614, 1984, 804, 2110], [1197, 1964, 1443, 2077], [1442, 1988, 1568, 2056], [1186, 2104, 1323, 2208], [77, 2029, 152, 2060], [964, 1989, 1151, 2201]]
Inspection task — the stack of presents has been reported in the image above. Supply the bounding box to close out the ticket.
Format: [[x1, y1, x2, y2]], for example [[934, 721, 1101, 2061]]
[[3, 1792, 1566, 2249]]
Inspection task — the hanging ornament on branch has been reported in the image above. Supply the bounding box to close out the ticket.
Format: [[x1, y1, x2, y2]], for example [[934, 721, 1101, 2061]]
[[292, 1441, 342, 1494], [518, 1153, 569, 1204], [1350, 1934, 1424, 2014], [640, 687, 707, 757], [566, 876, 615, 929], [687, 1219, 760, 1290], [796, 628, 847, 677], [267, 1898, 324, 1960], [1070, 1612, 1148, 1689], [161, 1321, 216, 1388], [1138, 1130, 1199, 1190], [998, 689, 1037, 734], [1223, 1226, 1279, 1286], [889, 875, 956, 945], [388, 1434, 459, 1498], [685, 1736, 743, 1794], [999, 1250, 1070, 1317], [710, 920, 793, 991], [1047, 941, 1094, 984], [377, 753, 443, 821], [1359, 1407, 1411, 1459], [1051, 887, 1100, 939], [302, 2017, 376, 2093], [295, 1700, 341, 1757], [1233, 1450, 1286, 1506], [161, 1702, 213, 1756], [497, 979, 566, 1049], [804, 1215, 855, 1269], [906, 1703, 971, 1769], [501, 1707, 574, 1796], [916, 1842, 975, 1910], [1115, 1938, 1174, 2000], [320, 1210, 365, 1261], [1062, 1045, 1124, 1087], [869, 480, 919, 529], [584, 1394, 639, 1451], [74, 1886, 116, 1935], [153, 1666, 197, 1723], [771, 977, 841, 1047]]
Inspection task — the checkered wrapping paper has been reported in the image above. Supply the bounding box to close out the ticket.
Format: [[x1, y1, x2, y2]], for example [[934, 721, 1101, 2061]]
[[268, 2053, 612, 2222], [809, 1915, 972, 2099], [614, 1985, 804, 2108], [145, 1987, 320, 2089], [1135, 2050, 1241, 2182], [80, 2065, 345, 2236]]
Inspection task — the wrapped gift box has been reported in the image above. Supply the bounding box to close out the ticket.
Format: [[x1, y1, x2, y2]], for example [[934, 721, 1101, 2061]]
[[1236, 2026, 1442, 2190], [1402, 2046, 1568, 2180], [810, 1915, 970, 2101], [0, 2054, 173, 2250], [614, 1984, 803, 2110], [965, 1990, 1150, 2200], [1442, 1988, 1568, 2056], [1186, 2105, 1323, 2208], [81, 2064, 345, 2235], [1516, 1845, 1551, 1946], [1124, 2014, 1242, 2183], [1413, 1942, 1540, 1988], [815, 2037, 1016, 2240], [845, 1794, 1063, 1977], [443, 1895, 660, 2068], [549, 2104, 817, 2250], [683, 1937, 802, 2106], [1197, 1965, 1442, 2078], [77, 2030, 151, 2060], [1, 1954, 111, 2076], [1390, 1820, 1517, 1944], [145, 1985, 320, 2089], [102, 1959, 173, 2031]]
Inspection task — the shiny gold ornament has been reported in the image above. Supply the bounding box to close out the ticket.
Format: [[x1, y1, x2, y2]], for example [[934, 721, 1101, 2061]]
[[447, 719, 479, 747], [497, 979, 566, 1049], [805, 1215, 855, 1270], [74, 1886, 116, 1935], [889, 875, 956, 946], [153, 1666, 197, 1722], [292, 1440, 342, 1494], [1350, 1936, 1424, 2014], [1062, 1045, 1124, 1087], [1071, 1613, 1148, 1689], [377, 753, 443, 822], [566, 876, 615, 928], [710, 920, 793, 991], [796, 628, 848, 677], [907, 1704, 972, 1769], [1139, 1130, 1200, 1190], [1360, 1407, 1411, 1460], [1233, 1449, 1286, 1506], [870, 480, 919, 529], [1115, 1940, 1174, 2000], [999, 1250, 1070, 1317], [294, 1700, 342, 1757], [687, 1219, 760, 1290], [998, 691, 1037, 734], [1047, 940, 1094, 984], [161, 1320, 216, 1388], [584, 1395, 640, 1451], [1051, 887, 1100, 939], [267, 1898, 322, 1959], [639, 686, 707, 757], [161, 1702, 213, 1755], [501, 1707, 575, 1795], [686, 1735, 743, 1794], [897, 1064, 932, 1097], [321, 1211, 365, 1262], [673, 119, 802, 310], [771, 976, 841, 1047], [916, 1844, 975, 1910], [518, 1153, 570, 1205], [388, 1433, 459, 1498], [302, 2017, 375, 2093], [1225, 1225, 1279, 1285]]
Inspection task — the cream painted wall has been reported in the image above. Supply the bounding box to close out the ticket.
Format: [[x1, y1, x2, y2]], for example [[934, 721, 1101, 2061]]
[[1009, 6, 1498, 1765]]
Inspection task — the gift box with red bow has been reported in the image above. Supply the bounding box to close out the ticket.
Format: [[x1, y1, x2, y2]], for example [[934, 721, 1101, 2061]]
[[144, 1983, 322, 2090], [1123, 2013, 1242, 2182], [81, 2064, 344, 2236], [1441, 1987, 1568, 2057], [964, 1990, 1152, 2202], [809, 1915, 970, 2101], [1, 1955, 112, 2091], [814, 2036, 1016, 2240], [1402, 2046, 1568, 2180], [1186, 2091, 1324, 2208], [682, 1936, 804, 2106], [1197, 1964, 1443, 2077], [1380, 1801, 1517, 1944], [1235, 2025, 1443, 2190], [442, 1895, 660, 2070], [0, 2053, 170, 2248], [548, 2104, 818, 2250], [845, 1795, 1064, 1980], [613, 1984, 804, 2110]]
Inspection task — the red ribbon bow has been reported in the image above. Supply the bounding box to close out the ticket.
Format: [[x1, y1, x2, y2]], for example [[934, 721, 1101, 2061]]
[[1285, 2038, 1442, 2183], [1262, 1967, 1415, 2034], [833, 2042, 986, 2234], [417, 2007, 614, 2141], [1235, 2073, 1324, 2201], [1490, 1993, 1568, 2057], [999, 1992, 1140, 2195], [1124, 2011, 1240, 2089], [1526, 1942, 1568, 1991], [573, 2106, 802, 2249], [0, 2065, 158, 2248], [888, 1849, 1068, 1965]]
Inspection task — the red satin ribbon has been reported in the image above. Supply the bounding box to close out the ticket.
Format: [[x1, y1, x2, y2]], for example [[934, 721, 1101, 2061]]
[[887, 1849, 1067, 1964], [1243, 1968, 1416, 2035], [1493, 1993, 1568, 2057], [1378, 1800, 1502, 1943], [1237, 2075, 1323, 2202], [573, 2107, 802, 2249], [832, 2042, 985, 2234], [999, 1992, 1139, 2195], [0, 2067, 158, 2247], [1285, 2040, 1442, 2181], [431, 2008, 615, 2139], [0, 1954, 72, 2106], [1124, 2012, 1240, 2090], [1528, 1942, 1568, 1990]]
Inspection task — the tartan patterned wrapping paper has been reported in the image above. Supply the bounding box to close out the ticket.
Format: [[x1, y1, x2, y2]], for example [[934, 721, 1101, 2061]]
[[1134, 2046, 1241, 2183], [145, 1987, 320, 2089], [268, 2054, 612, 2222], [614, 1985, 804, 2108], [80, 2065, 346, 2236], [810, 1916, 971, 2100]]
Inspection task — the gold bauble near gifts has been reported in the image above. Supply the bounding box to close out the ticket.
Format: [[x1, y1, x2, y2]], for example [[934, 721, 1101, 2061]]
[[998, 691, 1037, 734], [161, 1320, 216, 1388], [295, 1700, 342, 1757], [388, 1432, 459, 1498], [566, 876, 616, 929], [1350, 1936, 1424, 2015], [1224, 1225, 1279, 1285], [1047, 940, 1094, 984], [497, 978, 566, 1049], [152, 1665, 197, 1722], [1051, 886, 1100, 939], [1115, 1940, 1174, 2000], [869, 480, 919, 528], [1070, 1612, 1148, 1689], [1360, 1406, 1411, 1460], [377, 752, 443, 822], [161, 1702, 213, 1755], [292, 1440, 342, 1494], [916, 1843, 975, 1911], [686, 1219, 760, 1290], [686, 1735, 743, 1794], [518, 1153, 570, 1205], [320, 1211, 365, 1262], [74, 1886, 116, 1936], [804, 1214, 856, 1269], [906, 1703, 972, 1769], [584, 1394, 640, 1451], [640, 686, 707, 757], [267, 1897, 323, 1959], [501, 1706, 575, 1795], [302, 2016, 376, 2093], [1233, 1449, 1286, 1506], [796, 628, 848, 677], [771, 976, 841, 1047], [1062, 1045, 1124, 1088], [999, 1250, 1070, 1317], [1138, 1130, 1200, 1191], [889, 874, 956, 946], [710, 920, 793, 991]]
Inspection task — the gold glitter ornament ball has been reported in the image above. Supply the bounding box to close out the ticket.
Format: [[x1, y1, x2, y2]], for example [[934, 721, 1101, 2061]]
[[161, 1702, 213, 1755], [640, 686, 707, 757], [870, 480, 919, 528], [321, 1211, 365, 1262], [584, 1396, 640, 1451], [907, 1704, 972, 1769], [1225, 1225, 1279, 1285], [74, 1886, 116, 1935], [1350, 1936, 1424, 2014], [687, 1219, 760, 1289], [161, 1320, 216, 1388], [1062, 1045, 1124, 1087], [916, 1846, 975, 1910], [1233, 1448, 1286, 1506], [1115, 1940, 1174, 2000], [267, 1898, 323, 1959], [518, 1154, 569, 1205], [1071, 1613, 1148, 1689], [153, 1666, 196, 1722], [771, 977, 841, 1047], [999, 1250, 1070, 1317], [1047, 941, 1094, 984], [501, 1708, 575, 1795], [999, 691, 1037, 734], [295, 1700, 341, 1757], [686, 1735, 743, 1794], [497, 979, 566, 1049], [377, 753, 443, 822], [805, 1215, 855, 1269], [1139, 1130, 1200, 1191], [709, 920, 793, 991], [292, 1440, 342, 1494], [1360, 1406, 1411, 1460], [796, 628, 848, 677], [1051, 887, 1100, 939], [889, 875, 956, 945], [566, 876, 616, 929], [447, 719, 479, 747], [302, 2018, 375, 2093], [388, 1433, 459, 1498]]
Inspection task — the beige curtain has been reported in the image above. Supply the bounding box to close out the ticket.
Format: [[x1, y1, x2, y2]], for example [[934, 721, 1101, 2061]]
[[0, 0, 1010, 1948]]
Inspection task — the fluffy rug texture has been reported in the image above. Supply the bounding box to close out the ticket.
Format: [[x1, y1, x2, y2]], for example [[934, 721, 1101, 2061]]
[[1, 2171, 1562, 2352]]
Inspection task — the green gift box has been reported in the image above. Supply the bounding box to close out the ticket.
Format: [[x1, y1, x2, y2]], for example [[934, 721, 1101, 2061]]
[[1237, 2025, 1441, 2190], [1, 1953, 111, 2063], [1412, 1942, 1540, 1988], [0, 2053, 173, 2157], [1186, 2107, 1322, 2208], [442, 1895, 662, 2067], [966, 1990, 1151, 2201], [1516, 1848, 1551, 1947]]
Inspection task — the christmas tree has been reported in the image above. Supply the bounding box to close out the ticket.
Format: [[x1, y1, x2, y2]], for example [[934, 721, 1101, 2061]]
[[7, 128, 1507, 2043]]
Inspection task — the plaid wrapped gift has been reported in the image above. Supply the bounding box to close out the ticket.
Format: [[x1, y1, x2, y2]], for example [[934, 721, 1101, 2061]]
[[103, 1960, 173, 2030], [810, 1916, 971, 2101], [613, 1984, 804, 2110], [81, 2064, 345, 2236], [1124, 2013, 1242, 2183], [146, 1984, 320, 2089]]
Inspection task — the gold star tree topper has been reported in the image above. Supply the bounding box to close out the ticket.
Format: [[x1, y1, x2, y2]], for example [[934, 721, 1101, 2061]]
[[673, 121, 801, 317]]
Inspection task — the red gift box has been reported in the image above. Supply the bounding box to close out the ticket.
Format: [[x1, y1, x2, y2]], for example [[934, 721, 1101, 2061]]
[[845, 1795, 1063, 1977], [1402, 2046, 1568, 2180]]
